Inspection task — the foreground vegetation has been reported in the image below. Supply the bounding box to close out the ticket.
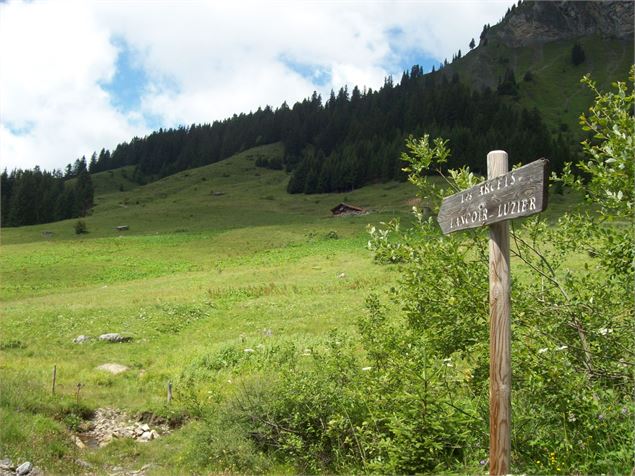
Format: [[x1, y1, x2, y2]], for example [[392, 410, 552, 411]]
[[1, 70, 632, 474]]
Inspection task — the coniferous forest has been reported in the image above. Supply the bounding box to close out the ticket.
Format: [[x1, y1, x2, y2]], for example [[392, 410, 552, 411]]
[[1, 68, 572, 227], [1, 159, 93, 227]]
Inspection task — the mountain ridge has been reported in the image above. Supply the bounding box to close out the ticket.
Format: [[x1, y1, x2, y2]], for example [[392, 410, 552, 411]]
[[485, 0, 633, 48]]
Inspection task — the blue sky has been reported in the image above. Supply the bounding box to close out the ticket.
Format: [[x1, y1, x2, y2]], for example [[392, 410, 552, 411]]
[[101, 38, 149, 114], [0, 0, 512, 171]]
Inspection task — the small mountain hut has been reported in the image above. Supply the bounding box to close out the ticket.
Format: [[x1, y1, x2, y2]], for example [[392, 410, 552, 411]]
[[330, 203, 366, 216]]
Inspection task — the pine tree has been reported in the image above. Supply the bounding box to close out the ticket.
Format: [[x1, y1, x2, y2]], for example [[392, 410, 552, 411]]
[[88, 152, 98, 173], [571, 43, 586, 66], [75, 169, 94, 217]]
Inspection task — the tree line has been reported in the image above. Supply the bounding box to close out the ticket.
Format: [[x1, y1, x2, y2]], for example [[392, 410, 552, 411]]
[[1, 159, 94, 227], [3, 64, 574, 226], [90, 66, 571, 192], [285, 68, 573, 193]]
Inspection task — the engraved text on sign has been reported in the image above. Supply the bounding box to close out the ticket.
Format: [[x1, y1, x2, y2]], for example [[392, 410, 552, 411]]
[[437, 159, 549, 235]]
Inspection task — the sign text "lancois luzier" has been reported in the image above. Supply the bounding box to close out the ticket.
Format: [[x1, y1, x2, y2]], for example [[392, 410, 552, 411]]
[[437, 158, 549, 235]]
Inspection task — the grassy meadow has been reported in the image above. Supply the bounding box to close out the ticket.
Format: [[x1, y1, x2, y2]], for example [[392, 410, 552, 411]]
[[0, 143, 585, 473], [0, 144, 420, 473]]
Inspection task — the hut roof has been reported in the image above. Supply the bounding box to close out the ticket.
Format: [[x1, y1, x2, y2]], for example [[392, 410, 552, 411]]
[[330, 202, 365, 214]]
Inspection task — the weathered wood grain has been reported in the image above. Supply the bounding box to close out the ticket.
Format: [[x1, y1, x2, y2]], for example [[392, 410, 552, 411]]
[[487, 151, 511, 476], [437, 158, 549, 234]]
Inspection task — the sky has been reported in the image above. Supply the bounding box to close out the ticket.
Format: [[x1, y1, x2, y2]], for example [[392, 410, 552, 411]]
[[0, 0, 512, 171]]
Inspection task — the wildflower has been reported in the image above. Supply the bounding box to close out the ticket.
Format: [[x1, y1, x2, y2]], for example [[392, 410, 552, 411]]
[[567, 412, 577, 422], [538, 348, 548, 354], [555, 345, 568, 351], [598, 413, 604, 420], [598, 327, 613, 336], [621, 407, 629, 415]]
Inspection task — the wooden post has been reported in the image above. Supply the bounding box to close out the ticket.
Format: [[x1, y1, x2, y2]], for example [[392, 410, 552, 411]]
[[487, 150, 511, 475], [437, 154, 548, 474], [167, 381, 173, 405], [52, 365, 57, 396]]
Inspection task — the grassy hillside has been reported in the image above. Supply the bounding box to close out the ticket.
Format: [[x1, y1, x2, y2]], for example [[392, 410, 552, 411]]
[[444, 35, 633, 136], [0, 144, 421, 473], [0, 142, 585, 473], [91, 166, 140, 195], [2, 143, 417, 246]]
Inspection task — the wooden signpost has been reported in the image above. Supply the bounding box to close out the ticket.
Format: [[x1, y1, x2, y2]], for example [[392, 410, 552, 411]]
[[437, 157, 549, 234], [437, 151, 549, 476]]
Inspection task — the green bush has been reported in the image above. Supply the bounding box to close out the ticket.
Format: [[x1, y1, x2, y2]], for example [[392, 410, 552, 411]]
[[364, 67, 634, 474], [73, 220, 87, 234]]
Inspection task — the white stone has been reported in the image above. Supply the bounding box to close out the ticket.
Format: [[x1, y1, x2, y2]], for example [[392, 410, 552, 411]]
[[16, 462, 33, 475], [72, 435, 86, 449], [96, 363, 129, 374]]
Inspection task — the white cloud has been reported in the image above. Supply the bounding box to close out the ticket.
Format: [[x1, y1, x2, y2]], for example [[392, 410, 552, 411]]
[[0, 0, 511, 171], [0, 0, 145, 170]]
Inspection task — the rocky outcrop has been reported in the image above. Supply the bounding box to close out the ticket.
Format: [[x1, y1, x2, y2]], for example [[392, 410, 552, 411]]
[[75, 408, 168, 448], [485, 1, 633, 48]]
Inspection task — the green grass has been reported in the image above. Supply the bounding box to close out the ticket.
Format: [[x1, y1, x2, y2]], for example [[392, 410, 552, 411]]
[[0, 144, 417, 473], [0, 143, 584, 473]]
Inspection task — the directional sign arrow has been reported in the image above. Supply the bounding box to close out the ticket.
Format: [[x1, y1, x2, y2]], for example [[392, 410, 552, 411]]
[[437, 158, 549, 234]]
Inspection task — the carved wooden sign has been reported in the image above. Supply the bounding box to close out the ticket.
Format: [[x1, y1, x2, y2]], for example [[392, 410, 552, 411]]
[[437, 158, 549, 234], [435, 152, 550, 475]]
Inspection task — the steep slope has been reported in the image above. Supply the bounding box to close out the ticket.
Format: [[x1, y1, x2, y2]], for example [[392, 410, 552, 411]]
[[443, 1, 633, 136], [487, 1, 633, 47]]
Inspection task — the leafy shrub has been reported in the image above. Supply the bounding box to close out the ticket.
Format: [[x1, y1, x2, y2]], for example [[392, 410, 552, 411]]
[[364, 68, 634, 474], [73, 220, 87, 234], [189, 414, 271, 473]]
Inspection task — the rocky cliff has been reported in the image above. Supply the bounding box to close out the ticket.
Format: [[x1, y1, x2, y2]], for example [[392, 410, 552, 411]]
[[484, 1, 634, 48]]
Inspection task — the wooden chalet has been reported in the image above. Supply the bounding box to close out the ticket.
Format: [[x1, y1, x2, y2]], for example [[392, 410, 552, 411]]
[[330, 203, 366, 216]]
